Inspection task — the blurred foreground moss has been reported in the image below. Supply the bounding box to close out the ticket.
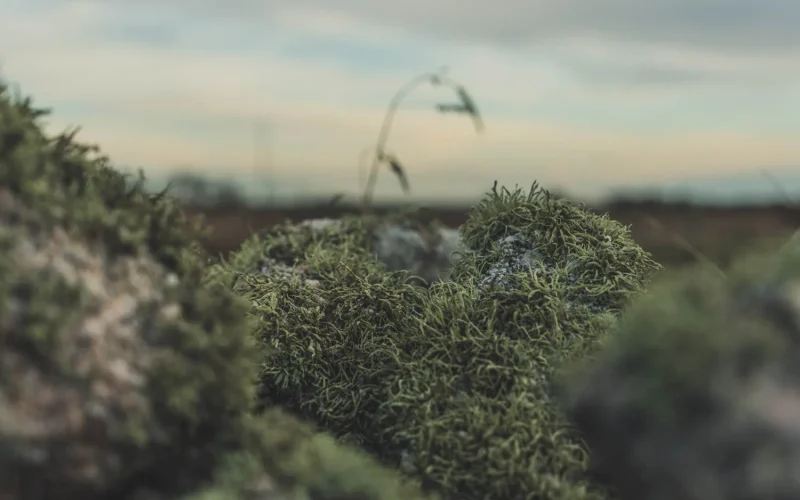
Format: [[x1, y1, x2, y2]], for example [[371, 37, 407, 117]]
[[564, 242, 800, 500], [224, 182, 661, 499], [0, 79, 258, 498], [0, 81, 436, 500], [184, 410, 436, 500]]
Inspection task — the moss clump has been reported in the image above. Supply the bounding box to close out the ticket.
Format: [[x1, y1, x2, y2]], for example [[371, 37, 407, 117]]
[[0, 80, 260, 498], [564, 243, 800, 500], [184, 410, 437, 500], [456, 182, 660, 309], [372, 183, 660, 499], [225, 230, 426, 452], [225, 182, 660, 499]]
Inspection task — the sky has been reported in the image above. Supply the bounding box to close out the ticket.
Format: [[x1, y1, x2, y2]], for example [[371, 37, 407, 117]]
[[1, 0, 800, 204]]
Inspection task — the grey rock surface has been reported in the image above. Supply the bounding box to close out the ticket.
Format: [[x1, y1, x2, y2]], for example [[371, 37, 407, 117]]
[[272, 217, 464, 286], [373, 224, 462, 284]]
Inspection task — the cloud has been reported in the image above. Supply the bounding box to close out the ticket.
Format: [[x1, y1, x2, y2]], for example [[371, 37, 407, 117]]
[[92, 0, 800, 56], [1, 0, 799, 202]]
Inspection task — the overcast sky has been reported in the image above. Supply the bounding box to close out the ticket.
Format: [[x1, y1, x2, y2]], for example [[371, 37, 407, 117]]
[[2, 0, 799, 202]]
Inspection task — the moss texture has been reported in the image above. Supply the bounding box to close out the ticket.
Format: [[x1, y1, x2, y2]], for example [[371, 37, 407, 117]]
[[0, 79, 261, 499], [564, 242, 800, 500], [0, 81, 436, 500], [209, 210, 459, 287], [184, 410, 437, 500], [377, 184, 660, 499], [225, 182, 661, 499]]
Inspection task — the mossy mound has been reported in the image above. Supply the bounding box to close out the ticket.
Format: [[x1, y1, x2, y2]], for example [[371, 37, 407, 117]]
[[0, 82, 435, 500], [455, 182, 659, 308], [372, 184, 660, 498], [225, 183, 660, 499], [0, 81, 259, 498], [564, 243, 800, 500], [221, 227, 427, 452]]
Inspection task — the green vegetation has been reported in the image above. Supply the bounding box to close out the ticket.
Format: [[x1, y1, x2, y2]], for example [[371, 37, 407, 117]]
[[360, 66, 483, 210], [14, 74, 791, 500], [563, 241, 800, 500], [221, 181, 660, 499], [0, 80, 256, 498], [184, 410, 438, 500], [0, 81, 435, 500]]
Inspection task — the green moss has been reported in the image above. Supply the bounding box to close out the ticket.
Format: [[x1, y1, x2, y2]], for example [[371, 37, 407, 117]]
[[569, 243, 800, 424], [213, 207, 456, 285], [1, 80, 453, 500], [455, 182, 660, 309], [185, 410, 436, 500], [230, 236, 425, 450], [370, 184, 659, 499], [4, 264, 90, 377], [222, 182, 659, 499], [0, 81, 259, 497], [562, 242, 800, 500]]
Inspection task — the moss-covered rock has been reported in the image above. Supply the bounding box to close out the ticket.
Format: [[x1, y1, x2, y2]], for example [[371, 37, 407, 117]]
[[225, 182, 660, 499], [213, 211, 462, 288], [372, 183, 660, 499], [0, 81, 261, 499], [0, 81, 436, 500], [564, 242, 800, 500]]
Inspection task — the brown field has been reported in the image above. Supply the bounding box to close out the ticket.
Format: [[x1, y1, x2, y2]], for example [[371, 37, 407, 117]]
[[187, 201, 800, 270]]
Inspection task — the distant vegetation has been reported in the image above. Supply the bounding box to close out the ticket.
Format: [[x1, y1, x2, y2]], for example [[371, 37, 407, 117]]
[[164, 171, 247, 208]]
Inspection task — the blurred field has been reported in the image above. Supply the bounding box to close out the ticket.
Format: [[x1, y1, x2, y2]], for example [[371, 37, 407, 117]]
[[186, 200, 800, 270]]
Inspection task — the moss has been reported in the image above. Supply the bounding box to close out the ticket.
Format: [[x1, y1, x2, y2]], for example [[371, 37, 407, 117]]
[[563, 242, 800, 500], [229, 234, 425, 451], [0, 81, 259, 498], [223, 182, 659, 499], [3, 262, 90, 377], [371, 183, 659, 499], [455, 182, 659, 309], [184, 410, 436, 500], [214, 207, 459, 288]]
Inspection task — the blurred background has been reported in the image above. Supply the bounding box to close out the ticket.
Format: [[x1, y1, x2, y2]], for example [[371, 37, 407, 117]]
[[2, 0, 799, 269]]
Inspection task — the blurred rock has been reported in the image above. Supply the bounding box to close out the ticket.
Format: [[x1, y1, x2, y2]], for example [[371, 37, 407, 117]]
[[565, 244, 800, 500]]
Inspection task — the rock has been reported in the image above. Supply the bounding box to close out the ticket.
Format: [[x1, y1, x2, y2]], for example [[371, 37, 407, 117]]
[[564, 243, 800, 500], [0, 189, 170, 498], [372, 224, 462, 284]]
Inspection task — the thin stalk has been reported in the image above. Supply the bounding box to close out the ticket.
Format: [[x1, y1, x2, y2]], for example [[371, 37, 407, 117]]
[[361, 72, 442, 211]]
